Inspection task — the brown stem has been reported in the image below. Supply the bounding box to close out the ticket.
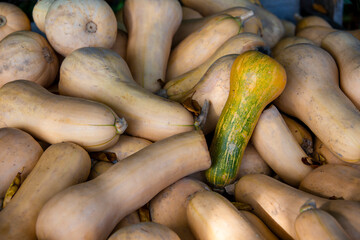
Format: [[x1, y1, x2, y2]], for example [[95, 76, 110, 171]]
[[86, 21, 97, 33]]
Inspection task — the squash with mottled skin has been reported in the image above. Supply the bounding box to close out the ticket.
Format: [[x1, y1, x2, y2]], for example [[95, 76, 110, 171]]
[[205, 50, 286, 188]]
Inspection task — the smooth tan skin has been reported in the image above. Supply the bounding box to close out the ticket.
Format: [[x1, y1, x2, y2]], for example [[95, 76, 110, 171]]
[[88, 161, 113, 180], [124, 0, 182, 92], [36, 130, 211, 240], [271, 36, 314, 58], [0, 2, 30, 41], [237, 143, 272, 178], [165, 32, 266, 99], [45, 0, 117, 56], [32, 0, 55, 33], [180, 0, 284, 48], [274, 43, 360, 163], [0, 142, 91, 240], [295, 206, 352, 240], [167, 14, 241, 80], [295, 15, 332, 33], [282, 114, 313, 155], [178, 54, 237, 134], [182, 6, 202, 20], [281, 19, 295, 37], [59, 47, 194, 142], [240, 211, 279, 240], [235, 174, 360, 240], [251, 105, 312, 186], [296, 26, 336, 46], [112, 211, 140, 232], [0, 128, 43, 198], [0, 31, 59, 88], [173, 7, 255, 47], [321, 31, 360, 109], [108, 222, 180, 240], [111, 30, 127, 59], [0, 80, 126, 151], [300, 164, 360, 201], [150, 177, 209, 240], [187, 190, 266, 240]]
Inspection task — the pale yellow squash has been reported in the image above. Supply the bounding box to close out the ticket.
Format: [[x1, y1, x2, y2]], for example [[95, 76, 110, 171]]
[[0, 2, 30, 41]]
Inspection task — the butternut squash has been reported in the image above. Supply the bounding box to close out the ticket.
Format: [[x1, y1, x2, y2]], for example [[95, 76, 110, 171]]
[[295, 15, 332, 33], [89, 161, 113, 180], [240, 210, 279, 240], [112, 211, 140, 231], [235, 174, 360, 240], [0, 80, 126, 151], [299, 164, 360, 201], [0, 30, 59, 88], [124, 0, 182, 92], [271, 36, 314, 58], [182, 6, 203, 20], [150, 177, 209, 240], [281, 19, 295, 37], [251, 105, 312, 186], [180, 0, 284, 47], [274, 43, 360, 163], [172, 7, 254, 50], [36, 130, 211, 240], [111, 30, 127, 59], [45, 0, 117, 56], [0, 142, 91, 240], [0, 2, 30, 41], [166, 14, 242, 80], [164, 32, 266, 99], [32, 0, 55, 33], [187, 190, 266, 240], [321, 31, 360, 109], [282, 113, 313, 155], [295, 200, 352, 240], [108, 222, 180, 240], [0, 127, 43, 198], [206, 51, 286, 188], [59, 47, 194, 142], [177, 54, 237, 134], [296, 26, 336, 46]]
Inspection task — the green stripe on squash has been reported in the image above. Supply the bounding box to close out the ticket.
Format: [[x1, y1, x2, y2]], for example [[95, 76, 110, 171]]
[[205, 50, 286, 188]]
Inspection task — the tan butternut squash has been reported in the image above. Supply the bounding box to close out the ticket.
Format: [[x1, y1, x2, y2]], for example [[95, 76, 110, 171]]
[[235, 174, 360, 240], [240, 210, 279, 240], [45, 0, 117, 56], [187, 190, 266, 240], [0, 80, 126, 151], [313, 137, 360, 170], [299, 164, 360, 201], [36, 130, 211, 240], [274, 43, 360, 163], [172, 7, 254, 50], [89, 161, 113, 180], [321, 31, 360, 109], [176, 54, 237, 133], [296, 26, 336, 46], [0, 142, 91, 240], [0, 30, 59, 88], [59, 47, 194, 142], [282, 113, 313, 155], [112, 211, 140, 231], [271, 36, 314, 58], [111, 30, 127, 59], [281, 19, 295, 37], [164, 32, 266, 99], [108, 222, 180, 240], [180, 0, 284, 47], [182, 6, 202, 20], [150, 177, 209, 240], [295, 200, 352, 240], [0, 127, 43, 198], [0, 2, 30, 41], [32, 0, 55, 33], [251, 105, 312, 186], [124, 0, 182, 92], [295, 15, 332, 33], [166, 14, 241, 80], [115, 7, 126, 33]]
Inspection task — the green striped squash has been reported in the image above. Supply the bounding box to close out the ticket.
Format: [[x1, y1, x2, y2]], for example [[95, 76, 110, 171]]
[[205, 50, 286, 188]]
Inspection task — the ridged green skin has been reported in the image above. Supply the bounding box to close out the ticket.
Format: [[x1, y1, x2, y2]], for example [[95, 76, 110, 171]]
[[205, 50, 286, 188]]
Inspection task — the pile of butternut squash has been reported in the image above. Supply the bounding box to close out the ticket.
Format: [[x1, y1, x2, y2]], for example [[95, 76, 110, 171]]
[[0, 0, 359, 239]]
